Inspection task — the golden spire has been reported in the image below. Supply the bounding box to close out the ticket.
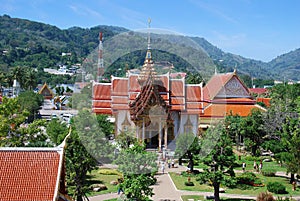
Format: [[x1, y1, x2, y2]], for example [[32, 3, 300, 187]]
[[139, 18, 156, 84]]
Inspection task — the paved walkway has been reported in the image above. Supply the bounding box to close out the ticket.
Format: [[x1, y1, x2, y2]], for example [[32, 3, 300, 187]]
[[89, 165, 300, 201]]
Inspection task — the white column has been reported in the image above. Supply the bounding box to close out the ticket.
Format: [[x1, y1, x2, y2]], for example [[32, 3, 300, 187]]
[[142, 117, 145, 141], [136, 126, 139, 139], [164, 125, 168, 149], [158, 119, 162, 152]]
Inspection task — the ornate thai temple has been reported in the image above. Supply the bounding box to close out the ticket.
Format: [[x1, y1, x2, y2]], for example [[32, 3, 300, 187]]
[[92, 29, 265, 150]]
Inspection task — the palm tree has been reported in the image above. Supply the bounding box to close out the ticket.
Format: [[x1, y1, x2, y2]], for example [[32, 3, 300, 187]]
[[12, 66, 25, 88], [24, 68, 37, 90]]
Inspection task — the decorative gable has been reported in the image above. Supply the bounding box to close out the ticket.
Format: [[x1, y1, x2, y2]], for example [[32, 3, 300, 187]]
[[215, 76, 250, 98], [38, 83, 54, 99]]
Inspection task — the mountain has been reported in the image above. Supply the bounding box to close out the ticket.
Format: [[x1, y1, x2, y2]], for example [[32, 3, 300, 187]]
[[0, 14, 299, 81], [267, 48, 300, 81], [191, 37, 272, 79]]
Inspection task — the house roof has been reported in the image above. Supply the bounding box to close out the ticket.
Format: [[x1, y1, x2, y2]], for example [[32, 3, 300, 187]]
[[203, 71, 251, 100], [92, 83, 112, 115], [256, 97, 271, 107], [0, 146, 70, 201], [170, 79, 184, 97], [92, 70, 260, 118], [203, 72, 233, 100], [249, 88, 268, 95], [38, 83, 54, 98], [202, 103, 266, 117]]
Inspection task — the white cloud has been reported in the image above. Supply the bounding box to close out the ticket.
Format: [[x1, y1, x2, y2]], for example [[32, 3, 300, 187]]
[[188, 0, 239, 24], [69, 3, 103, 19]]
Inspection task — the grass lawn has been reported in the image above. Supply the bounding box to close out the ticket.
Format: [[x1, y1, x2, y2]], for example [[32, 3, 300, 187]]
[[103, 199, 117, 201], [181, 195, 204, 201], [86, 168, 121, 197], [170, 171, 300, 197], [169, 172, 214, 192], [181, 195, 254, 201], [235, 160, 287, 173]]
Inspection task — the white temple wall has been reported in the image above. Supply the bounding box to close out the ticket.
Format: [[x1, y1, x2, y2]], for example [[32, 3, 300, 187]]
[[178, 114, 198, 136], [171, 111, 180, 138], [115, 110, 135, 135]]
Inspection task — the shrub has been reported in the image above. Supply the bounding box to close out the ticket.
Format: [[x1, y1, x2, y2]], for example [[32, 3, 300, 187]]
[[98, 168, 122, 176], [244, 155, 260, 161], [256, 192, 275, 201], [181, 171, 199, 177], [184, 181, 195, 186], [267, 182, 287, 194], [223, 177, 237, 188], [237, 172, 262, 186], [262, 169, 276, 177]]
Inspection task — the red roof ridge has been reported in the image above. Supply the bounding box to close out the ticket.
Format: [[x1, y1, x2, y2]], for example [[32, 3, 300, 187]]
[[111, 76, 128, 80], [0, 146, 64, 152]]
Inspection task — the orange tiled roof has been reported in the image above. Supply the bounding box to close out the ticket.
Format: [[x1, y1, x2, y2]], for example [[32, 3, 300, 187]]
[[93, 108, 112, 115], [211, 98, 255, 104], [129, 75, 140, 92], [170, 79, 184, 97], [0, 147, 70, 201], [249, 88, 268, 95], [203, 72, 233, 100], [202, 103, 266, 117], [186, 85, 201, 102], [112, 78, 128, 96], [93, 83, 112, 115], [256, 97, 271, 107], [93, 83, 111, 100], [158, 75, 169, 91]]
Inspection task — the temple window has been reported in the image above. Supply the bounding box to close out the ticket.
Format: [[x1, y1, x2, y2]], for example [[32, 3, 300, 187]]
[[184, 116, 193, 134], [121, 115, 131, 132]]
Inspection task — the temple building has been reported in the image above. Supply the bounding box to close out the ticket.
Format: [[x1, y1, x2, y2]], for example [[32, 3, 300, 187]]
[[92, 32, 265, 151]]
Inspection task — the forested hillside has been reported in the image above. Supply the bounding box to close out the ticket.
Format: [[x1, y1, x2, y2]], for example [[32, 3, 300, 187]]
[[1, 14, 299, 83]]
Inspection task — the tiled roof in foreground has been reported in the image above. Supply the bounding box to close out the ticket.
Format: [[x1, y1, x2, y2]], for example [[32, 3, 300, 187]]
[[0, 147, 67, 201]]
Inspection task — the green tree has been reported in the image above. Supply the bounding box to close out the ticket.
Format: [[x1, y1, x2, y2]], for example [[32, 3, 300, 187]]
[[175, 132, 200, 172], [240, 109, 266, 156], [186, 72, 203, 84], [46, 109, 114, 201], [46, 118, 69, 145], [18, 90, 44, 122], [11, 66, 25, 87], [24, 68, 37, 90], [280, 116, 300, 183], [65, 129, 98, 201], [224, 112, 242, 145], [96, 114, 114, 138], [115, 130, 136, 149], [263, 84, 300, 182], [0, 96, 29, 146], [0, 96, 48, 147], [114, 141, 157, 201], [55, 86, 65, 96], [197, 122, 236, 201]]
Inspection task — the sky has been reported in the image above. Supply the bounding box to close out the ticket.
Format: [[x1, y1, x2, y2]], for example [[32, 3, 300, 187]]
[[1, 0, 300, 62]]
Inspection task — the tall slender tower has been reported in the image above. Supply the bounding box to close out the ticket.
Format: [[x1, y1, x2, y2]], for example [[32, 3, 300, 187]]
[[97, 32, 104, 82]]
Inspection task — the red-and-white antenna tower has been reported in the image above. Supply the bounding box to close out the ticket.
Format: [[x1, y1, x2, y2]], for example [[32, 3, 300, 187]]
[[97, 32, 104, 82]]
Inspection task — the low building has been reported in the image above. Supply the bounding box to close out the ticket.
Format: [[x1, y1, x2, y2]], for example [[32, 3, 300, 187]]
[[38, 83, 54, 100]]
